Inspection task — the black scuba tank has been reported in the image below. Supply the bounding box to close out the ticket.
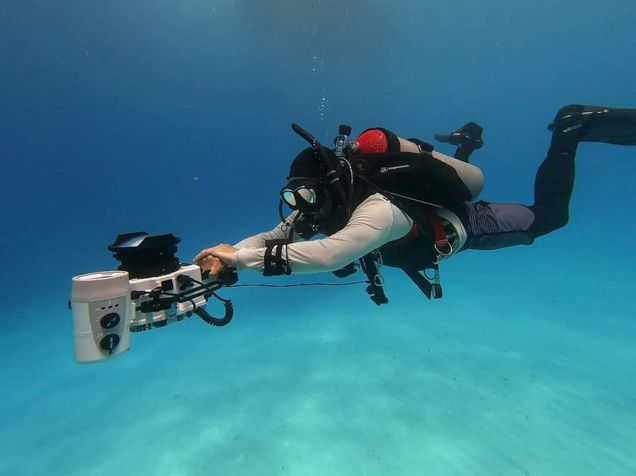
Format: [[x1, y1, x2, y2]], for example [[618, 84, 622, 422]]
[[349, 128, 475, 210]]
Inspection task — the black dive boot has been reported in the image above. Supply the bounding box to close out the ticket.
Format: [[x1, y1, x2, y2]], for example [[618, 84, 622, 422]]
[[435, 122, 484, 162], [548, 104, 636, 145]]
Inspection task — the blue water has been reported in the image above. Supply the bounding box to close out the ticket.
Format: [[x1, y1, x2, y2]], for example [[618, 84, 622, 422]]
[[1, 1, 635, 474]]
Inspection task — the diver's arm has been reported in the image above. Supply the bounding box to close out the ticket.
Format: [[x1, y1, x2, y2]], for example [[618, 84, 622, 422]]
[[195, 212, 301, 274], [232, 212, 300, 249], [234, 194, 413, 274]]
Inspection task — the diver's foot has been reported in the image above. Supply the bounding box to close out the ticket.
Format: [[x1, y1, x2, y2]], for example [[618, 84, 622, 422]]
[[435, 122, 484, 162], [548, 104, 636, 145]]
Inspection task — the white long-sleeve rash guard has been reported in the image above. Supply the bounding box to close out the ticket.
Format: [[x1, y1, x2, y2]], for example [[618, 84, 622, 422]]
[[233, 193, 414, 274]]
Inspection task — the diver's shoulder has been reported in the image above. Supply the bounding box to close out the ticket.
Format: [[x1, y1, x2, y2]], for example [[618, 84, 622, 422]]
[[360, 192, 391, 206], [353, 193, 395, 218]]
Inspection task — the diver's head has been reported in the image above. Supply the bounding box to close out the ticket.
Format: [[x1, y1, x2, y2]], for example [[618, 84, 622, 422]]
[[280, 130, 356, 236], [280, 147, 334, 214]]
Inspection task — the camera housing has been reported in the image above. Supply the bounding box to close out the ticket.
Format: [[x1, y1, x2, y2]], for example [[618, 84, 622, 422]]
[[70, 232, 235, 363]]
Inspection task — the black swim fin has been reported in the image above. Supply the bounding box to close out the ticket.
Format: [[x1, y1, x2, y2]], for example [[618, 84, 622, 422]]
[[548, 104, 636, 146], [435, 122, 484, 163]]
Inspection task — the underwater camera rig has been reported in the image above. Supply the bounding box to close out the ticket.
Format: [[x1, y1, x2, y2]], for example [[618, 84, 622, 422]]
[[69, 232, 236, 363]]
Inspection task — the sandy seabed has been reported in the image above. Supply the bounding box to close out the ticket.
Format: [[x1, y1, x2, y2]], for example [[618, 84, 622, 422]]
[[2, 246, 635, 476]]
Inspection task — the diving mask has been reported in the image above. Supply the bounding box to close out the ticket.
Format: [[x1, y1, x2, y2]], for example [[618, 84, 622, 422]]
[[280, 178, 324, 211]]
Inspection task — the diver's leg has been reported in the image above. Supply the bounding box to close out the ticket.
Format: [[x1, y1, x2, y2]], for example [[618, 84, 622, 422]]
[[460, 201, 536, 251], [530, 104, 636, 237], [458, 136, 572, 249], [462, 104, 636, 246], [527, 139, 577, 237]]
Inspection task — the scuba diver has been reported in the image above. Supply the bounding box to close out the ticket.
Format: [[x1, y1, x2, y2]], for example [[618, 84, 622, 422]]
[[195, 104, 636, 304]]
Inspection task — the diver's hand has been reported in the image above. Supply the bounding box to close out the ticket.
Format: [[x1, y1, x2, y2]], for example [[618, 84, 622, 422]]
[[197, 254, 225, 278], [210, 244, 238, 267], [195, 244, 238, 269]]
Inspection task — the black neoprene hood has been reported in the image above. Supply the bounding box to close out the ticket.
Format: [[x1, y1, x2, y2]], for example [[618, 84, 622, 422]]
[[287, 146, 329, 180]]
